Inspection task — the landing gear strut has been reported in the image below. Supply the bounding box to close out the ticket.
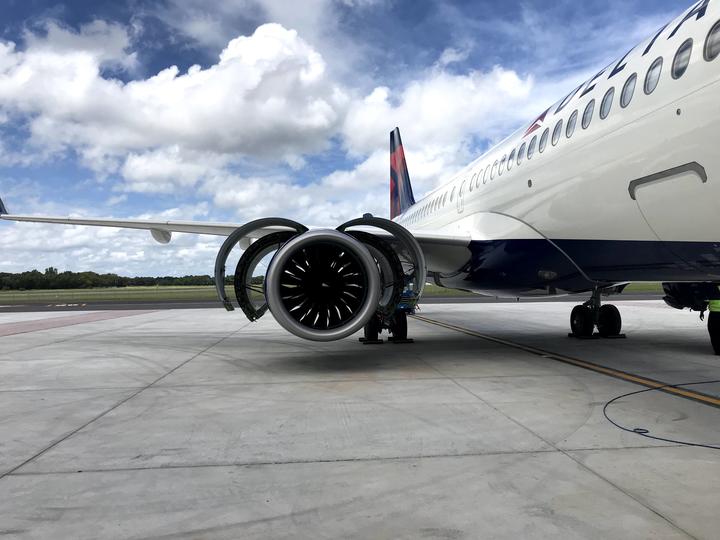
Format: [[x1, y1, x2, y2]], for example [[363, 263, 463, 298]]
[[570, 288, 624, 338]]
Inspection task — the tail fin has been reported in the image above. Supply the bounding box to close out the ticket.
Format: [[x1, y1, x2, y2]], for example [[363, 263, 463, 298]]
[[0, 196, 7, 216], [390, 127, 415, 219]]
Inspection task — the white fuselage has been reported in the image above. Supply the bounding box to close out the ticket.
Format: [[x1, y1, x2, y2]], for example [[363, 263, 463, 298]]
[[395, 1, 720, 293]]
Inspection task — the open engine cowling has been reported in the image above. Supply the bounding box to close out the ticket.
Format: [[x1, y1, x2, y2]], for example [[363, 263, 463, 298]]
[[214, 216, 425, 342]]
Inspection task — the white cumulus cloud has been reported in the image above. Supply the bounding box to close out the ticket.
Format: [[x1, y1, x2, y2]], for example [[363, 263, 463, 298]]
[[0, 22, 347, 173]]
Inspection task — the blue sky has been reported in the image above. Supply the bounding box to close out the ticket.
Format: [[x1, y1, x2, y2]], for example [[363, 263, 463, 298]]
[[0, 0, 694, 275]]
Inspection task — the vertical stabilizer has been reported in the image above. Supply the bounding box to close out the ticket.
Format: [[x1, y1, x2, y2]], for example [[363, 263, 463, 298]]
[[390, 127, 415, 219], [0, 196, 7, 215]]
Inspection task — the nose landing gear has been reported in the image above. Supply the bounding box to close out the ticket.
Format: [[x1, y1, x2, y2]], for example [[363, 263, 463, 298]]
[[570, 288, 625, 338]]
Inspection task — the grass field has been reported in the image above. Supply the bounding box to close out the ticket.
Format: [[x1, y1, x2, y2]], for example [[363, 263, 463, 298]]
[[0, 282, 662, 305]]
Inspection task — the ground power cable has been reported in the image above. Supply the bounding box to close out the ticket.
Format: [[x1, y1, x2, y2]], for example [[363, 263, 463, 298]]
[[603, 380, 720, 450]]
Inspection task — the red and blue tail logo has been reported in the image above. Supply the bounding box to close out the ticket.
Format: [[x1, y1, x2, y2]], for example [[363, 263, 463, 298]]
[[390, 127, 415, 219]]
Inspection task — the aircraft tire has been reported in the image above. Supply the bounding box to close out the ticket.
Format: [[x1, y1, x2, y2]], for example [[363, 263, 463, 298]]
[[571, 305, 594, 337], [364, 316, 381, 342], [598, 304, 622, 337], [391, 311, 408, 341]]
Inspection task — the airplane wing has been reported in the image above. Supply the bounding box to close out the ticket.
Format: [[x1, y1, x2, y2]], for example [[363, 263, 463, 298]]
[[1, 212, 247, 239], [0, 196, 471, 270]]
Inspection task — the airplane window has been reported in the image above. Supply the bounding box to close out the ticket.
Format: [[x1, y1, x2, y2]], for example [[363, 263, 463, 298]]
[[552, 119, 563, 146], [527, 136, 537, 159], [491, 160, 498, 179], [475, 170, 482, 189], [459, 180, 466, 198], [705, 20, 720, 61], [644, 57, 663, 94], [443, 192, 447, 206], [538, 128, 549, 153], [483, 165, 490, 184], [672, 39, 693, 79], [498, 155, 506, 176], [469, 173, 475, 192], [517, 143, 527, 165], [450, 186, 455, 202], [508, 149, 516, 170], [620, 73, 637, 108], [566, 110, 578, 138], [600, 87, 614, 119], [582, 99, 595, 129]]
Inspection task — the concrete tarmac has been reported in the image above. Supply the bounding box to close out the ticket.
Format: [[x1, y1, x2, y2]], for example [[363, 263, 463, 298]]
[[0, 291, 663, 312], [0, 301, 718, 539]]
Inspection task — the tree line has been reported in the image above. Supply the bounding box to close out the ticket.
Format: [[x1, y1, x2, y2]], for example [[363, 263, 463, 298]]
[[0, 267, 232, 290]]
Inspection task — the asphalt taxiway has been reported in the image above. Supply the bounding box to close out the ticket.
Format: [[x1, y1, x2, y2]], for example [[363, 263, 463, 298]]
[[0, 300, 718, 539]]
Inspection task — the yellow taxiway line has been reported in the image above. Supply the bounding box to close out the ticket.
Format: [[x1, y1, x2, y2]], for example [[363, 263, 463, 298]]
[[411, 314, 720, 409]]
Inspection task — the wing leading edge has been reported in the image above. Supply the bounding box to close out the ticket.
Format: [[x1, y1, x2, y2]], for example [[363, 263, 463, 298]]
[[0, 213, 243, 237], [0, 206, 471, 272]]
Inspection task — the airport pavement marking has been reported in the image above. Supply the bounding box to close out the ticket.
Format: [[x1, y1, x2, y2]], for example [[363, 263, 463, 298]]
[[0, 310, 157, 337], [411, 314, 720, 409]]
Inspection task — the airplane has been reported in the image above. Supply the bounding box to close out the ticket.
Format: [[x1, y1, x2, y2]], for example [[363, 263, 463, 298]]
[[3, 0, 720, 352]]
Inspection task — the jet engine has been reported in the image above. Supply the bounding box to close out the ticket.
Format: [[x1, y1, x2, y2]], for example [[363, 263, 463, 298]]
[[213, 216, 425, 342], [265, 229, 381, 341]]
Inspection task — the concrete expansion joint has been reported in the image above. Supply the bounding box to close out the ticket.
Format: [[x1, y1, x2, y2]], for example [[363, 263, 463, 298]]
[[9, 448, 562, 476], [0, 322, 252, 482]]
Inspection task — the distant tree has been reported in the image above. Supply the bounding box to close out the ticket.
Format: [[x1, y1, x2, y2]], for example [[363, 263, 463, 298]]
[[0, 270, 223, 290]]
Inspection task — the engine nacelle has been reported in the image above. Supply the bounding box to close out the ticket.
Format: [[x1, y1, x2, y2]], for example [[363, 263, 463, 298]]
[[265, 229, 381, 342], [214, 216, 424, 342]]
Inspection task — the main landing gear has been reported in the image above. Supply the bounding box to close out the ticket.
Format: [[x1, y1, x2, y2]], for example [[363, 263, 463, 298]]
[[570, 288, 624, 338], [361, 310, 413, 344]]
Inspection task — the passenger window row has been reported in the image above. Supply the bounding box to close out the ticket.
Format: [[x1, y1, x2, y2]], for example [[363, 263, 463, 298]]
[[404, 20, 720, 226]]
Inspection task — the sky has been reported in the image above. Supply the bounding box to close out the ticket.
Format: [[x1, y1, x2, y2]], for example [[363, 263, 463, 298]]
[[0, 0, 693, 276]]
